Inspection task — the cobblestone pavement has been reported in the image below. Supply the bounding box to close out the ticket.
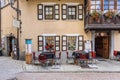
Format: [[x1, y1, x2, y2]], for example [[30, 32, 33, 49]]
[[1, 56, 120, 80], [0, 57, 24, 80], [15, 72, 120, 80]]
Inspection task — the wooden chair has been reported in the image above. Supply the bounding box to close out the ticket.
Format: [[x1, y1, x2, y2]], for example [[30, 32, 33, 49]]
[[66, 51, 74, 64], [38, 54, 48, 66], [54, 52, 61, 65]]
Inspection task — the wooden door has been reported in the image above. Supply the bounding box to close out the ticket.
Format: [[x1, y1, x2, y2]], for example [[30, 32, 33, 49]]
[[102, 36, 109, 59]]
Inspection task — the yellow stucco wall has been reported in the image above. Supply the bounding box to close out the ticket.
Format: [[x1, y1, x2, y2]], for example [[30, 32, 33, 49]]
[[19, 0, 91, 52], [1, 5, 17, 37]]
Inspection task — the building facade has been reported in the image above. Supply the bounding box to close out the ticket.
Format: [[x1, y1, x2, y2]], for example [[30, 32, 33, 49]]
[[1, 0, 120, 59]]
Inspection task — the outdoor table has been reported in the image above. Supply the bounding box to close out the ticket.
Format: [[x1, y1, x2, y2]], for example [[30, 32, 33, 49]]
[[41, 51, 55, 59], [72, 51, 91, 65], [40, 51, 55, 65]]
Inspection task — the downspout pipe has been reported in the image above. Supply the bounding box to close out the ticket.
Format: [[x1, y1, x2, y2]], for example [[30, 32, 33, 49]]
[[0, 0, 1, 48], [10, 0, 21, 60]]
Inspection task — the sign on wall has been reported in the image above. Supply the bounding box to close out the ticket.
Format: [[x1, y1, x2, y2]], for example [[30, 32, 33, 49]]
[[25, 39, 32, 54], [13, 19, 20, 28]]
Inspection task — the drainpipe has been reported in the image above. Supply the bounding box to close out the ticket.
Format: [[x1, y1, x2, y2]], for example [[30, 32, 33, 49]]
[[0, 0, 1, 48], [10, 0, 21, 60], [16, 0, 19, 60], [0, 0, 2, 56]]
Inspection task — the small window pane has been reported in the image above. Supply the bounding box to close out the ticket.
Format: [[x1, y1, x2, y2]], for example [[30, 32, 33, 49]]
[[104, 6, 109, 10], [109, 1, 114, 5], [109, 6, 114, 9], [72, 8, 75, 11], [55, 6, 59, 9], [117, 6, 120, 9], [91, 6, 95, 9], [79, 10, 82, 14], [96, 1, 101, 4], [69, 8, 71, 11], [104, 0, 109, 5], [55, 15, 59, 19], [55, 10, 59, 14], [91, 1, 95, 4], [117, 0, 120, 5], [96, 5, 101, 10], [39, 15, 42, 19]]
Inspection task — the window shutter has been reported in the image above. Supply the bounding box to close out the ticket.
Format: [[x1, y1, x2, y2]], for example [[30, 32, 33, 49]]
[[62, 4, 67, 20], [62, 35, 67, 51], [78, 35, 84, 50], [55, 36, 60, 51], [78, 4, 83, 20], [54, 4, 60, 20], [38, 4, 43, 20], [38, 36, 43, 51]]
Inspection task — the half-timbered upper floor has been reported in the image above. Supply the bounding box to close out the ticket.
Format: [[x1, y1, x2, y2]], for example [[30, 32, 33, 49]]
[[84, 0, 120, 31]]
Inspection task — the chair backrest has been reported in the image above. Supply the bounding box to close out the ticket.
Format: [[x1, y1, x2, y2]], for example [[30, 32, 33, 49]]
[[58, 52, 61, 59], [91, 51, 96, 58], [32, 52, 36, 60], [66, 51, 69, 59], [38, 54, 47, 63]]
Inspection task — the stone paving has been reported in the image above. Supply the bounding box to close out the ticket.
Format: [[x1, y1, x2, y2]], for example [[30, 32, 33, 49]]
[[0, 57, 24, 80], [1, 56, 120, 80], [15, 72, 120, 80], [24, 59, 120, 72]]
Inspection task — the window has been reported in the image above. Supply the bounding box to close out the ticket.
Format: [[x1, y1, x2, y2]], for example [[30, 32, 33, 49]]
[[38, 4, 60, 20], [117, 0, 120, 13], [44, 6, 53, 20], [62, 35, 84, 51], [68, 6, 76, 20], [90, 0, 101, 13], [67, 36, 76, 51], [90, 0, 116, 13], [104, 0, 114, 13], [38, 35, 60, 51], [62, 4, 83, 20]]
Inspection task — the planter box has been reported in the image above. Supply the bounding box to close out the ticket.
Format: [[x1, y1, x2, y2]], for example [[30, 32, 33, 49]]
[[26, 53, 32, 64]]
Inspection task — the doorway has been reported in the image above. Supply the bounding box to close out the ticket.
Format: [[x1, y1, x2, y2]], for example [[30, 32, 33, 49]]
[[95, 32, 110, 59], [6, 34, 17, 57]]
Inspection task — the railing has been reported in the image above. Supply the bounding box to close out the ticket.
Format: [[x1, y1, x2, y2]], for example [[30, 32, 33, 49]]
[[85, 14, 120, 25]]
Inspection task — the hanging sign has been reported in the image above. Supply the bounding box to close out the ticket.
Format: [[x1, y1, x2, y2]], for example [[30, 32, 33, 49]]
[[13, 19, 20, 28]]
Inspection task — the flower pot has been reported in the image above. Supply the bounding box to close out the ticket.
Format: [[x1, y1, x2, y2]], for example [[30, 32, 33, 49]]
[[26, 53, 32, 64]]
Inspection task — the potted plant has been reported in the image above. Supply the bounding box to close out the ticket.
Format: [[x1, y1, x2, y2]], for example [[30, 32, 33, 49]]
[[104, 10, 115, 23], [91, 11, 101, 21], [104, 10, 115, 19], [68, 44, 75, 51], [117, 12, 120, 18], [45, 43, 54, 50]]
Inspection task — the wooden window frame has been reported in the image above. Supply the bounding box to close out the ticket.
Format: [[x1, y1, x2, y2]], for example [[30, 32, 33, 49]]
[[44, 6, 54, 20], [38, 36, 44, 51], [38, 4, 43, 20], [78, 35, 84, 51], [54, 4, 60, 20], [90, 0, 102, 12], [78, 4, 83, 20], [62, 4, 67, 20], [62, 35, 67, 51], [55, 36, 60, 51], [104, 0, 115, 11], [117, 0, 120, 12], [68, 6, 77, 20]]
